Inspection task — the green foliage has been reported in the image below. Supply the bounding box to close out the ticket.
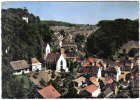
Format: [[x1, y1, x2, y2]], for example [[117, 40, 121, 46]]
[[2, 74, 40, 99], [2, 8, 52, 98], [87, 18, 139, 58], [39, 78, 46, 86], [60, 30, 65, 36], [75, 34, 85, 43], [51, 72, 56, 78], [128, 48, 139, 57]]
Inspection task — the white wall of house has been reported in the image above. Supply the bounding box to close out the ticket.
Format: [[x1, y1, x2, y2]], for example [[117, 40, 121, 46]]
[[92, 88, 101, 97], [76, 80, 86, 87], [32, 63, 42, 71], [46, 43, 50, 57], [56, 54, 68, 72], [97, 68, 101, 78], [116, 67, 121, 81], [22, 17, 28, 23], [13, 69, 30, 74]]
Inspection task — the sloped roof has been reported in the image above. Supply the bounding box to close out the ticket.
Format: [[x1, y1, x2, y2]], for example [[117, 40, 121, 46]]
[[80, 84, 98, 93], [38, 85, 61, 99], [90, 76, 97, 81], [46, 53, 60, 61], [104, 67, 117, 73], [104, 87, 114, 98], [91, 80, 99, 86], [31, 57, 41, 65], [74, 76, 86, 83], [10, 60, 29, 70], [83, 66, 99, 74], [117, 40, 139, 54], [65, 53, 76, 58], [99, 77, 108, 85], [76, 57, 85, 63]]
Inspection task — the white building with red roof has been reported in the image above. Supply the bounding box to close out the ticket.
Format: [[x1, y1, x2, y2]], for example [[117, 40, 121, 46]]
[[79, 84, 101, 97], [31, 57, 42, 71]]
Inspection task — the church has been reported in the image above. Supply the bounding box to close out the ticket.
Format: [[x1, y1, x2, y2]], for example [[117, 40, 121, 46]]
[[42, 43, 68, 72]]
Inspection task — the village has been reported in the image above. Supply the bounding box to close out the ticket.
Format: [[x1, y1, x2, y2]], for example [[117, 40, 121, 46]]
[[8, 16, 139, 99]]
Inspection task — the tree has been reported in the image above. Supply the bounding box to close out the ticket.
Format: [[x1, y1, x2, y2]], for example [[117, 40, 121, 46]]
[[75, 34, 85, 43], [39, 78, 46, 86], [87, 19, 138, 58], [60, 30, 65, 37]]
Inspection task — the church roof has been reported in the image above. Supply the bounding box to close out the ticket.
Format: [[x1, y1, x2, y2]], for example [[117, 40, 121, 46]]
[[46, 53, 60, 61]]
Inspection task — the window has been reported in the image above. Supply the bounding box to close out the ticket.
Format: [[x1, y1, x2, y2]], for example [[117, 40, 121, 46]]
[[61, 60, 63, 70]]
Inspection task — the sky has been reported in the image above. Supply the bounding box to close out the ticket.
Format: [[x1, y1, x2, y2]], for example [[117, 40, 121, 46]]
[[1, 1, 139, 24]]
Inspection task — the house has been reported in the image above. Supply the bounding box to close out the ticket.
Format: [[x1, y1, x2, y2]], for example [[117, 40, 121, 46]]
[[10, 60, 30, 74], [62, 33, 77, 52], [89, 76, 100, 86], [82, 66, 101, 79], [103, 65, 121, 81], [79, 84, 101, 97], [45, 53, 68, 72], [98, 77, 108, 90], [102, 82, 117, 93], [60, 48, 76, 62], [103, 87, 114, 98], [38, 85, 61, 99], [31, 57, 42, 71], [103, 67, 117, 79], [102, 59, 118, 68], [118, 62, 131, 82], [130, 76, 139, 98], [115, 91, 130, 98], [74, 76, 86, 88], [82, 57, 102, 67]]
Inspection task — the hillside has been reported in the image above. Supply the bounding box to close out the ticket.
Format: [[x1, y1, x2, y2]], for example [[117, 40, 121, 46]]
[[2, 8, 53, 98], [87, 18, 139, 59], [41, 20, 85, 27]]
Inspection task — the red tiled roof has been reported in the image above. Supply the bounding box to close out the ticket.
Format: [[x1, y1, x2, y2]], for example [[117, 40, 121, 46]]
[[46, 53, 60, 61], [108, 79, 113, 84], [38, 85, 61, 99], [90, 76, 96, 81], [115, 60, 120, 63], [80, 84, 98, 93]]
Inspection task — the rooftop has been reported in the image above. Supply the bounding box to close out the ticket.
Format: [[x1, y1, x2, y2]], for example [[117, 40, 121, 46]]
[[10, 60, 29, 70], [38, 85, 61, 99], [31, 57, 41, 65]]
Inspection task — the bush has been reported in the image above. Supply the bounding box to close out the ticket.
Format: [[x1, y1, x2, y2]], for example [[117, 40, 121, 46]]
[[39, 78, 46, 86]]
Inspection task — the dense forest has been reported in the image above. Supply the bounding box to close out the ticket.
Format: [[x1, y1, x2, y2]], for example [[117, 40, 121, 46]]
[[87, 19, 139, 59], [2, 8, 53, 98], [41, 20, 85, 27]]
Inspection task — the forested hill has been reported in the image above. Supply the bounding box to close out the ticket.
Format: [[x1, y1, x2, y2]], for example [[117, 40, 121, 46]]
[[87, 18, 139, 59], [2, 8, 52, 98], [41, 20, 85, 27], [2, 8, 53, 62]]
